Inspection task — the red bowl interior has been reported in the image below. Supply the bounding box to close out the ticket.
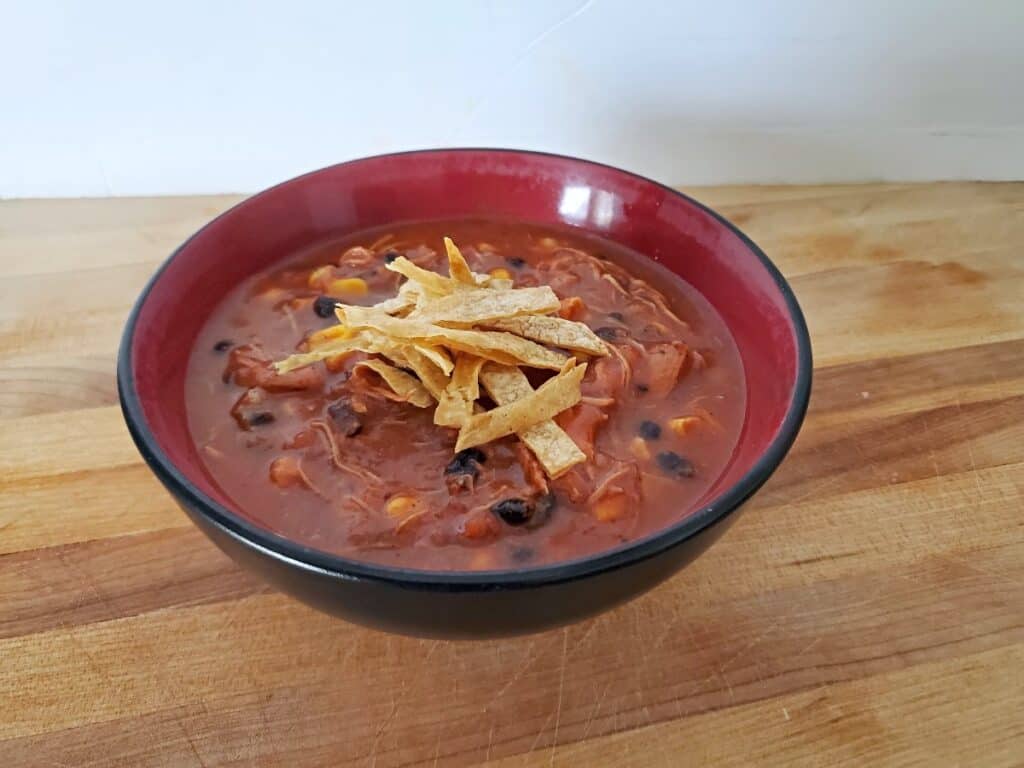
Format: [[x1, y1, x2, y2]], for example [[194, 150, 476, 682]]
[[127, 149, 808, 561]]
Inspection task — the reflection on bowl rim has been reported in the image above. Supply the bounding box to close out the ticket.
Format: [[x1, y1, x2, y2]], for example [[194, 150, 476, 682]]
[[117, 148, 812, 591]]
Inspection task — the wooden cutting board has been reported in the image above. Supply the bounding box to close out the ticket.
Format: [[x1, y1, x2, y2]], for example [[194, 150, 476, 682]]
[[1, 184, 1021, 766]]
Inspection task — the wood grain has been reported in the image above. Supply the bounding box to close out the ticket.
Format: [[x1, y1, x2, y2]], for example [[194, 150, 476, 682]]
[[1, 183, 1022, 766]]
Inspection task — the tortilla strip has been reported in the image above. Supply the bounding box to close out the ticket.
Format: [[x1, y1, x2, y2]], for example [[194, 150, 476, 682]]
[[275, 329, 409, 374], [485, 315, 608, 356], [444, 237, 476, 285], [336, 306, 569, 370], [353, 360, 433, 408], [372, 293, 416, 315], [411, 343, 454, 375], [455, 362, 587, 452], [410, 286, 560, 326], [478, 364, 586, 477], [434, 354, 485, 428], [385, 255, 458, 297], [401, 346, 451, 400]]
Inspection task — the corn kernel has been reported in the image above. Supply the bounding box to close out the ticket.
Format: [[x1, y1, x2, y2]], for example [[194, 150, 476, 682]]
[[308, 265, 334, 288], [489, 267, 512, 281], [629, 436, 651, 461], [269, 456, 303, 488], [327, 277, 369, 297], [385, 494, 419, 518], [668, 416, 703, 437], [308, 325, 354, 346], [593, 493, 628, 522]]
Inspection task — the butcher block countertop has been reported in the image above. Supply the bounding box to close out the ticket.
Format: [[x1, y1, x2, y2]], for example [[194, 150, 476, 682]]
[[1, 183, 1022, 767]]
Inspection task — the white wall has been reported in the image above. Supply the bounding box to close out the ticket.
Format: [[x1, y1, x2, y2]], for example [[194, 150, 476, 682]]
[[4, 0, 1023, 197]]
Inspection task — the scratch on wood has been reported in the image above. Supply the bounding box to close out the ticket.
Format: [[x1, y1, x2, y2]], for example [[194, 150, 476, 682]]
[[172, 708, 209, 768], [431, 724, 442, 768], [423, 639, 441, 661], [956, 396, 988, 501], [548, 628, 569, 766], [797, 636, 824, 659], [567, 616, 601, 659], [484, 722, 495, 764], [368, 697, 398, 768], [580, 681, 610, 741], [490, 639, 539, 703]]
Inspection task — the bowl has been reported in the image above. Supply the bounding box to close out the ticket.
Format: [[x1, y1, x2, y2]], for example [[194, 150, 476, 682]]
[[118, 149, 811, 638]]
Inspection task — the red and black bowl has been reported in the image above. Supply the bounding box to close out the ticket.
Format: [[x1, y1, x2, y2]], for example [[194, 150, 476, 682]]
[[117, 149, 811, 639]]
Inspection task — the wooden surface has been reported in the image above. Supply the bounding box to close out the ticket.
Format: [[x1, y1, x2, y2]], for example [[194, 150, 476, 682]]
[[1, 184, 1022, 767]]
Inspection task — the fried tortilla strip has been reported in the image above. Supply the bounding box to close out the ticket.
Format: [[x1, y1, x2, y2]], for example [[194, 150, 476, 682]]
[[434, 354, 485, 428], [478, 364, 586, 476], [353, 359, 433, 408], [409, 286, 560, 326], [411, 343, 454, 375], [444, 237, 476, 285], [336, 306, 569, 370], [401, 346, 451, 400], [275, 329, 408, 373], [455, 361, 587, 453], [485, 315, 608, 356], [385, 255, 458, 297], [372, 293, 416, 315]]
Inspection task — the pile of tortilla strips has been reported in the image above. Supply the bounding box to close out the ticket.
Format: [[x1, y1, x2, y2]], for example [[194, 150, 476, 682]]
[[274, 238, 609, 478]]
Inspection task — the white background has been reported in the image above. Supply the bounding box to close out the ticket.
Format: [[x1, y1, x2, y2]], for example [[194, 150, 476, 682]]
[[4, 0, 1023, 198]]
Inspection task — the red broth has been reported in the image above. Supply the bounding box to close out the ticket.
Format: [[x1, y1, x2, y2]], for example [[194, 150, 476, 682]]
[[186, 219, 746, 570]]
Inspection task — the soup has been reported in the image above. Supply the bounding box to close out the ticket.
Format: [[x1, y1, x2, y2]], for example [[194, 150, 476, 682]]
[[186, 219, 746, 570]]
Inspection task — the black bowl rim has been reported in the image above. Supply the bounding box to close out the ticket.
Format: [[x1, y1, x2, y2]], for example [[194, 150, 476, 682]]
[[117, 147, 812, 592]]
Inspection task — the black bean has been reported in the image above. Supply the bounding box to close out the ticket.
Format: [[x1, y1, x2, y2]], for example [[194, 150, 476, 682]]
[[608, 311, 625, 322], [313, 295, 339, 318], [213, 339, 234, 353], [657, 451, 696, 478], [511, 545, 535, 563], [491, 498, 532, 526], [327, 400, 362, 437], [638, 420, 661, 440], [595, 326, 627, 342], [234, 409, 275, 430], [445, 448, 486, 474], [249, 411, 275, 427], [383, 250, 400, 263], [444, 448, 486, 493], [506, 256, 526, 269]]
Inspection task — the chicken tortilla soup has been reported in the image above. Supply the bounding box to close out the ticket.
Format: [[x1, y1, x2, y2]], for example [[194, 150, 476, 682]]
[[186, 220, 746, 570]]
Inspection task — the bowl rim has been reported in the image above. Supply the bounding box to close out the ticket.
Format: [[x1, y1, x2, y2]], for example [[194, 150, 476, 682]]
[[117, 147, 812, 591]]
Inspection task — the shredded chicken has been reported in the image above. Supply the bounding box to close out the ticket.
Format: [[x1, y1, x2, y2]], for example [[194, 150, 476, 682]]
[[641, 341, 688, 397], [339, 246, 376, 269], [225, 345, 324, 392], [310, 419, 380, 482], [515, 441, 550, 495]]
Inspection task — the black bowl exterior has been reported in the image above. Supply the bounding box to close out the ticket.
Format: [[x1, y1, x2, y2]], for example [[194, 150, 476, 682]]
[[118, 149, 812, 639], [176, 490, 739, 639]]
